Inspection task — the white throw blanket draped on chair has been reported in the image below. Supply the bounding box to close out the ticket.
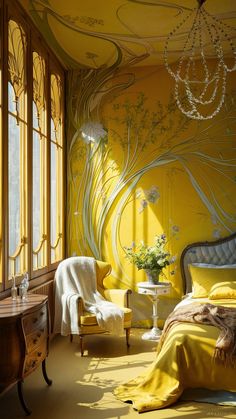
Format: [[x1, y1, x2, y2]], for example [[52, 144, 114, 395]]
[[53, 256, 124, 336]]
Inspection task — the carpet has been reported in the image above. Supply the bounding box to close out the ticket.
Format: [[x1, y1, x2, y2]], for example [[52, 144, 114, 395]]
[[2, 333, 236, 419], [181, 388, 236, 406]]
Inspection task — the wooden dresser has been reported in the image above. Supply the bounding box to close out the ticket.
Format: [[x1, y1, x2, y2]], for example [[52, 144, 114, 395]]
[[0, 293, 52, 415]]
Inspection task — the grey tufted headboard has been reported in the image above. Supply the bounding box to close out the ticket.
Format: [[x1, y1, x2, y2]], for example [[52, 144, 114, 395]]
[[180, 233, 236, 295]]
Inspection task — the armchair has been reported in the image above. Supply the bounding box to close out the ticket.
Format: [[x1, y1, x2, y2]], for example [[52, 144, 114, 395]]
[[54, 257, 132, 356]]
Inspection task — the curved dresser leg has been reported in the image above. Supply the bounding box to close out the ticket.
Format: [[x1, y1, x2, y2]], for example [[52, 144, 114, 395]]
[[17, 381, 32, 416], [42, 359, 52, 386]]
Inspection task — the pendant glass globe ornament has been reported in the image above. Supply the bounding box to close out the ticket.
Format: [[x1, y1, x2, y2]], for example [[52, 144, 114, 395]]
[[164, 0, 236, 120]]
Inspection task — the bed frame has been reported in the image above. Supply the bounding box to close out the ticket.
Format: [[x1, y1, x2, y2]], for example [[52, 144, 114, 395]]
[[180, 233, 236, 295]]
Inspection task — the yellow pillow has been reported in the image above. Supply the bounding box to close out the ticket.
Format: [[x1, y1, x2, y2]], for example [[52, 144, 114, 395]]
[[188, 264, 236, 298], [209, 281, 236, 300]]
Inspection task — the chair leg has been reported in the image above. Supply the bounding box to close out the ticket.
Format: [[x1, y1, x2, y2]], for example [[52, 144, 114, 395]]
[[70, 334, 84, 356], [126, 328, 130, 348], [80, 336, 84, 356]]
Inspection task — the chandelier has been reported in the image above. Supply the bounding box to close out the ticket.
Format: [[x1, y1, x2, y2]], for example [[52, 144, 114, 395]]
[[164, 0, 236, 120]]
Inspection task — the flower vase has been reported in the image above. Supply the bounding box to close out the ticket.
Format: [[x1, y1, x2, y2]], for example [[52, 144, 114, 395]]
[[144, 269, 160, 285]]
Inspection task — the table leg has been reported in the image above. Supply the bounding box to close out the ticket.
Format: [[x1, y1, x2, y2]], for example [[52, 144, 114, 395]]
[[142, 295, 162, 341]]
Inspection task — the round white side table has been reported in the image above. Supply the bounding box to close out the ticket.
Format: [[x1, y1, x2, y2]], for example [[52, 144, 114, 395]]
[[137, 281, 171, 341]]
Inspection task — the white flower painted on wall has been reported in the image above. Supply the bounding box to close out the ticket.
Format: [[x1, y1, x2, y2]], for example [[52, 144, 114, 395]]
[[136, 186, 160, 212], [81, 121, 107, 143]]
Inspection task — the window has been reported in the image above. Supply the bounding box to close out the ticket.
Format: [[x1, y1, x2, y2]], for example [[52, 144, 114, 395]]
[[50, 73, 64, 264], [32, 51, 47, 271], [8, 19, 27, 278], [0, 0, 65, 293]]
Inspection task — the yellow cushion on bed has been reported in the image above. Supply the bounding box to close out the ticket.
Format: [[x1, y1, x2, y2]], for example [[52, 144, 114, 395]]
[[189, 264, 236, 298], [209, 281, 236, 300]]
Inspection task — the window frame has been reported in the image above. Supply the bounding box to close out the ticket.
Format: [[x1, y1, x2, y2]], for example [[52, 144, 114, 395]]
[[0, 0, 65, 296]]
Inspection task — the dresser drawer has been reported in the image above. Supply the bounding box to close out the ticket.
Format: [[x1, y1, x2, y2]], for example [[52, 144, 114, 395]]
[[0, 293, 50, 412], [22, 304, 47, 334], [24, 344, 47, 376], [25, 325, 48, 353]]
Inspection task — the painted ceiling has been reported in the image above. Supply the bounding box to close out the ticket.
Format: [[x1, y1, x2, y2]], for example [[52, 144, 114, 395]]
[[19, 0, 236, 70]]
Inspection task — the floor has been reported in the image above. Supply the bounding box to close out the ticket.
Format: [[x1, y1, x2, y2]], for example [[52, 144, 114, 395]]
[[1, 329, 236, 419]]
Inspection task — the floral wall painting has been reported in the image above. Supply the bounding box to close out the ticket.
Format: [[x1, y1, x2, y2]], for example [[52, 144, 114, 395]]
[[67, 64, 236, 325], [136, 186, 160, 213], [19, 0, 236, 325]]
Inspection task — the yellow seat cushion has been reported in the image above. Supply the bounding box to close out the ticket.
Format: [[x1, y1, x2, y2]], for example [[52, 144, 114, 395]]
[[188, 264, 236, 298], [80, 307, 132, 327], [209, 281, 236, 300]]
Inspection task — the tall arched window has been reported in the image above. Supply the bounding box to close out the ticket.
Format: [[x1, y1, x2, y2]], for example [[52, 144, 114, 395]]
[[0, 0, 65, 294], [50, 73, 64, 264], [8, 19, 27, 278], [32, 51, 48, 271]]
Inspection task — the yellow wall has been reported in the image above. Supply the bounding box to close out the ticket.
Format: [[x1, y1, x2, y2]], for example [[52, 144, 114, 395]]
[[67, 64, 236, 325]]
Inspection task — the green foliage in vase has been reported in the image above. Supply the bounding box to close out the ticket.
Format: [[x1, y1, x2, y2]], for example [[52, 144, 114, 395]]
[[124, 234, 172, 273]]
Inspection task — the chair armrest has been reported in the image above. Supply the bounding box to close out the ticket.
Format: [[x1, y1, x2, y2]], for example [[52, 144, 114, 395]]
[[103, 289, 132, 308], [77, 295, 85, 315]]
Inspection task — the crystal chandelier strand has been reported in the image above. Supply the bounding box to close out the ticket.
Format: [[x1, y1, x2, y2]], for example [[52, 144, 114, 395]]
[[203, 8, 236, 72], [182, 8, 200, 82], [164, 0, 235, 120], [164, 9, 195, 80], [177, 8, 222, 107], [175, 64, 227, 120], [176, 7, 200, 82]]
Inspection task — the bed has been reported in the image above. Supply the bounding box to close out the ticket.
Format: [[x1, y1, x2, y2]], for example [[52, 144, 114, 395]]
[[114, 233, 236, 412]]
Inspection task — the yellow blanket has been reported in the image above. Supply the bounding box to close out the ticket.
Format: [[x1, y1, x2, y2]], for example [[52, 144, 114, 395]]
[[114, 299, 236, 412]]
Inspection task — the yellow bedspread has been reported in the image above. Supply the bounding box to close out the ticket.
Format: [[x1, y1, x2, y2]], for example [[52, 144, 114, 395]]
[[114, 299, 236, 413]]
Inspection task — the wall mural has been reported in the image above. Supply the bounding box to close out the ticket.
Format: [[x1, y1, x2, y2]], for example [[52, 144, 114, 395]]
[[21, 1, 235, 70], [67, 66, 236, 324], [22, 0, 236, 323]]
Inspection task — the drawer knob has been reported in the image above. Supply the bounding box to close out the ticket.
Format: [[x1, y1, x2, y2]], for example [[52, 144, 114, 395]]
[[33, 338, 38, 344], [37, 352, 42, 357]]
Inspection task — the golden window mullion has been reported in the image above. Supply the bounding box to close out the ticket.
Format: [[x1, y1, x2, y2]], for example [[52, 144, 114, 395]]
[[46, 64, 51, 267], [55, 143, 60, 260], [19, 93, 27, 273], [0, 0, 3, 291], [44, 133, 48, 267], [27, 36, 33, 278], [57, 145, 63, 259], [40, 134, 47, 267]]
